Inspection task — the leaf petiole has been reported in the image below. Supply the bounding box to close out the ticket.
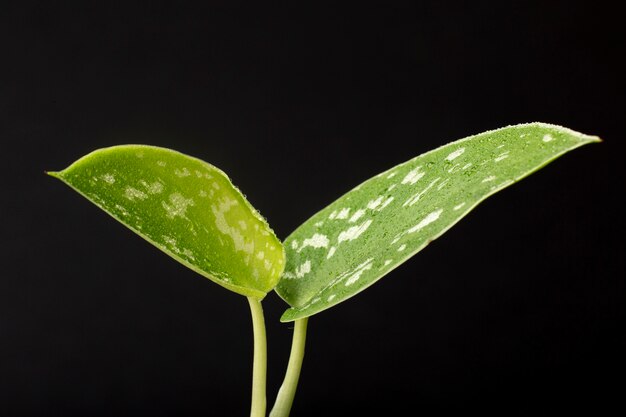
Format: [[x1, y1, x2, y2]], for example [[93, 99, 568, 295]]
[[270, 317, 309, 417], [248, 297, 267, 417]]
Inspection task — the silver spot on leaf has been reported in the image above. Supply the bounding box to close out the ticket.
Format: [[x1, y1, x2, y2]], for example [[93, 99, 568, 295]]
[[338, 219, 373, 243], [445, 147, 465, 161]]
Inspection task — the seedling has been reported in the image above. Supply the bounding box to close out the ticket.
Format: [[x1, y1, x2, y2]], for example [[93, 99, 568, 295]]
[[48, 123, 599, 416]]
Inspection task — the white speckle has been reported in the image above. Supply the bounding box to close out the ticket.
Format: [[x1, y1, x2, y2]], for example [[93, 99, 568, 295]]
[[482, 175, 497, 183], [211, 197, 253, 256], [295, 260, 311, 278], [453, 202, 466, 211], [136, 151, 144, 158], [384, 259, 392, 266], [149, 182, 164, 194], [114, 204, 129, 216], [238, 220, 248, 230], [314, 221, 324, 227], [336, 208, 350, 219], [157, 160, 167, 167], [163, 235, 178, 250], [344, 258, 374, 286], [299, 233, 330, 251], [163, 193, 195, 219], [182, 248, 195, 260], [327, 246, 336, 259], [543, 134, 555, 142], [102, 173, 115, 184], [195, 170, 204, 178], [367, 196, 384, 210], [388, 184, 397, 191], [199, 190, 208, 197], [327, 294, 336, 302], [387, 172, 397, 178], [407, 208, 443, 234], [329, 210, 338, 220], [445, 147, 465, 161], [174, 167, 191, 177], [256, 251, 265, 260], [397, 244, 407, 252], [264, 259, 272, 271], [291, 240, 299, 250], [124, 187, 148, 201], [401, 167, 425, 185], [497, 144, 505, 149], [494, 151, 510, 162], [403, 178, 440, 207], [212, 183, 220, 190], [437, 179, 450, 191], [379, 196, 394, 210], [338, 219, 373, 243], [462, 163, 473, 170], [140, 180, 163, 194], [349, 209, 366, 223], [447, 163, 460, 173]]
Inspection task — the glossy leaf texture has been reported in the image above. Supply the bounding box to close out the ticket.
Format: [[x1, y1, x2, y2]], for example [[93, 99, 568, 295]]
[[276, 123, 600, 321], [49, 145, 285, 299]]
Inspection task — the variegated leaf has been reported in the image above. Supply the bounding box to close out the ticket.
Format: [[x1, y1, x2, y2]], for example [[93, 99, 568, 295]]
[[276, 123, 600, 321], [49, 145, 285, 299]]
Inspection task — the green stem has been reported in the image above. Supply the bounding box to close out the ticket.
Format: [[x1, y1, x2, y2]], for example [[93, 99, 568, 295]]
[[247, 297, 267, 417], [269, 318, 309, 417]]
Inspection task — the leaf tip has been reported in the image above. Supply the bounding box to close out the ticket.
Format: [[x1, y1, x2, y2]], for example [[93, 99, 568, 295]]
[[45, 170, 62, 179], [533, 122, 602, 144], [576, 132, 602, 144]]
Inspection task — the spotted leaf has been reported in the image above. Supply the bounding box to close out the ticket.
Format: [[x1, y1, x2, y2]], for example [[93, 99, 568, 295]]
[[49, 145, 285, 299], [276, 123, 600, 321]]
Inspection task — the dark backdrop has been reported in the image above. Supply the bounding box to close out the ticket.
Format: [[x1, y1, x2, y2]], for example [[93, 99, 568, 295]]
[[1, 2, 624, 416]]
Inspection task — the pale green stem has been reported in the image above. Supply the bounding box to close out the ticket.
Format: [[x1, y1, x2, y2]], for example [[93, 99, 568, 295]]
[[247, 297, 267, 417], [269, 317, 309, 417]]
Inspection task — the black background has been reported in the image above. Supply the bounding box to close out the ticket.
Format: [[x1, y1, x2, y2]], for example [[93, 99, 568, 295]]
[[1, 2, 624, 416]]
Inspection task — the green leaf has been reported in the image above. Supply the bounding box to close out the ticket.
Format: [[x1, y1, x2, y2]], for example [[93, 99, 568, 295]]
[[276, 123, 600, 321], [49, 145, 285, 299]]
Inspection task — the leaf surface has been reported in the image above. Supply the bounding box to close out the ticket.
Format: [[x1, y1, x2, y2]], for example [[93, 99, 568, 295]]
[[276, 123, 600, 321], [50, 145, 285, 298]]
